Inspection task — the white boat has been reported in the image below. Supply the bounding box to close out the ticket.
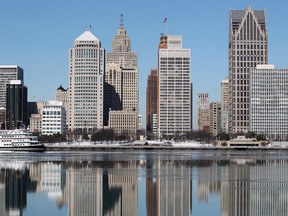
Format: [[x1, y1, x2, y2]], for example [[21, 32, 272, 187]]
[[0, 129, 44, 150]]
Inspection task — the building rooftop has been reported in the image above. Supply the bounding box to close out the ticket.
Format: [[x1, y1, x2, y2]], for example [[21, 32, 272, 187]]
[[75, 31, 99, 41]]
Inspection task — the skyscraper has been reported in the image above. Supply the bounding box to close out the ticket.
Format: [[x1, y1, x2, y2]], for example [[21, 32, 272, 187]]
[[250, 65, 288, 141], [197, 93, 209, 132], [146, 69, 158, 133], [69, 31, 105, 132], [105, 15, 138, 135], [221, 79, 229, 133], [209, 102, 221, 136], [6, 80, 27, 129], [228, 6, 268, 133], [158, 35, 191, 137], [0, 65, 23, 109]]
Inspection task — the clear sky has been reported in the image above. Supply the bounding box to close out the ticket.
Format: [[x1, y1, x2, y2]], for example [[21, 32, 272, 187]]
[[0, 0, 287, 129]]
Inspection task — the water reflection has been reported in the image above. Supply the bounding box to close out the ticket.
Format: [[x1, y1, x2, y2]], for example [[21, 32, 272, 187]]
[[0, 151, 287, 215]]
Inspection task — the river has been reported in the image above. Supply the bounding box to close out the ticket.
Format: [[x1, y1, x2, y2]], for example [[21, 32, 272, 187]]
[[0, 150, 287, 216]]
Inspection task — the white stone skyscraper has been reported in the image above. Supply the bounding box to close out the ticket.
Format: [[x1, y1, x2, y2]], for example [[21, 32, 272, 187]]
[[228, 6, 268, 133], [158, 35, 191, 137], [105, 15, 138, 135], [221, 79, 229, 133], [69, 31, 105, 132]]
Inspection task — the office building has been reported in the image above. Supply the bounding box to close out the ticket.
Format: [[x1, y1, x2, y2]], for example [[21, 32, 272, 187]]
[[210, 102, 221, 136], [221, 79, 229, 133], [42, 101, 66, 135], [197, 93, 209, 132], [69, 30, 105, 132], [6, 80, 27, 129], [158, 35, 191, 137], [250, 65, 288, 140], [228, 6, 268, 133], [0, 66, 23, 109], [56, 85, 69, 124], [29, 114, 42, 133], [109, 110, 138, 135], [0, 108, 5, 129], [146, 69, 158, 132], [105, 15, 138, 135]]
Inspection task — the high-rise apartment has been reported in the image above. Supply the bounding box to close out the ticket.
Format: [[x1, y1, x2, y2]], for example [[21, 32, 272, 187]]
[[6, 80, 27, 129], [197, 93, 209, 132], [221, 79, 229, 133], [228, 6, 268, 133], [250, 65, 288, 141], [105, 15, 138, 134], [158, 35, 191, 137], [0, 66, 23, 109], [69, 31, 105, 132], [209, 102, 221, 136], [146, 69, 158, 133]]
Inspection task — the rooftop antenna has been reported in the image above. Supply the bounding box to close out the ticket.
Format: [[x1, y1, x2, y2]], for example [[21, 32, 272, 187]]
[[120, 14, 124, 28]]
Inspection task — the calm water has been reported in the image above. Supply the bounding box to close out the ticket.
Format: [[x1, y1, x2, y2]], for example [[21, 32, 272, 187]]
[[0, 150, 288, 216]]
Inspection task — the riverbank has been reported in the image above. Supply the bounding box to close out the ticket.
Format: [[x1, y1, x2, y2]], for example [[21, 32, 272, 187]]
[[42, 141, 288, 151]]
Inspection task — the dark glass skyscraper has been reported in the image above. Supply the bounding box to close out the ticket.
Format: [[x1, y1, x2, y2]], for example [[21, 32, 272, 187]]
[[6, 80, 27, 129]]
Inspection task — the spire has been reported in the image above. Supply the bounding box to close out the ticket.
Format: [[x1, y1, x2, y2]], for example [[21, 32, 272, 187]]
[[120, 14, 124, 29]]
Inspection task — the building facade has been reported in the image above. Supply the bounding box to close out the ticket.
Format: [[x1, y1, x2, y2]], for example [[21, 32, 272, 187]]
[[69, 31, 105, 132], [221, 79, 229, 133], [6, 80, 27, 129], [197, 93, 209, 132], [108, 110, 138, 136], [29, 114, 42, 133], [250, 65, 288, 140], [56, 85, 69, 125], [228, 7, 268, 133], [146, 69, 158, 132], [158, 35, 191, 137], [105, 16, 138, 135], [209, 102, 221, 136], [0, 66, 23, 109], [42, 101, 66, 135]]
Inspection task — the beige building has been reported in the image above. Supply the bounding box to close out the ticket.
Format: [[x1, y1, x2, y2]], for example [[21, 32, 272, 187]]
[[56, 85, 69, 124], [109, 110, 138, 135], [29, 114, 42, 133], [69, 31, 105, 132], [221, 79, 229, 133], [197, 93, 209, 132], [209, 102, 221, 136], [29, 101, 45, 133], [105, 15, 138, 135]]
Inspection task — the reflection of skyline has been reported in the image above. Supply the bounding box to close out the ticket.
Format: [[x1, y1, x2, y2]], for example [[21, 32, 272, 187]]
[[146, 159, 192, 216], [0, 154, 287, 216]]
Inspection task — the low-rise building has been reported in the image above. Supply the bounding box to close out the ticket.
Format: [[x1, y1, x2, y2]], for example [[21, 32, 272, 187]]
[[109, 110, 137, 136], [42, 101, 66, 135]]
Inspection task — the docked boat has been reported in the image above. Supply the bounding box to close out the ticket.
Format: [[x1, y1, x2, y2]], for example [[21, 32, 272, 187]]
[[0, 129, 45, 150]]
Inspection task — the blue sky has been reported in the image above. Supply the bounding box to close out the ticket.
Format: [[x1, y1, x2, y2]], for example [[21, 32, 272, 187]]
[[0, 0, 287, 128]]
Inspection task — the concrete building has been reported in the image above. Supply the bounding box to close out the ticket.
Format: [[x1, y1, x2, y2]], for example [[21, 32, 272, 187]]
[[109, 110, 138, 135], [209, 102, 221, 136], [250, 65, 288, 141], [42, 101, 66, 135], [158, 35, 191, 137], [56, 85, 69, 125], [69, 30, 105, 132], [0, 108, 5, 129], [29, 114, 42, 133], [228, 6, 268, 133], [0, 66, 24, 109], [105, 15, 138, 135], [221, 79, 229, 133], [146, 69, 158, 133], [197, 93, 209, 132], [6, 80, 28, 129]]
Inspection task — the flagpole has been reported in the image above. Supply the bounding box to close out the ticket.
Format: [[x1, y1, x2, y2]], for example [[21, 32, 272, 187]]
[[166, 20, 168, 35]]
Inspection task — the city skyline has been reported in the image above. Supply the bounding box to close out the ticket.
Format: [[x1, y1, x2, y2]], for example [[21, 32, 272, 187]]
[[0, 1, 287, 128]]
